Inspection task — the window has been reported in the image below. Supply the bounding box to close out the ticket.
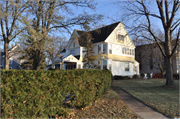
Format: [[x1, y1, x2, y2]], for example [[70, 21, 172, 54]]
[[132, 49, 134, 55], [98, 44, 101, 54], [118, 34, 124, 42], [133, 64, 136, 72], [78, 64, 81, 69], [126, 48, 129, 54], [73, 43, 75, 47], [109, 60, 112, 70], [9, 67, 12, 69], [103, 60, 107, 70], [125, 62, 129, 71], [130, 49, 132, 55], [9, 59, 13, 64], [122, 47, 125, 54], [98, 60, 101, 69], [109, 44, 112, 54], [70, 50, 75, 56], [103, 44, 107, 54], [150, 54, 153, 70]]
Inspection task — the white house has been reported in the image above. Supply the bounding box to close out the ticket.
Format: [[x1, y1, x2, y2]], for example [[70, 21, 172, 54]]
[[51, 22, 139, 76]]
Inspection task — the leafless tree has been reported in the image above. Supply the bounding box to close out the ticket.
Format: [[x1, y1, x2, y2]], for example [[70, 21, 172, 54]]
[[118, 0, 180, 86], [45, 36, 68, 64], [20, 0, 103, 70], [0, 0, 30, 69]]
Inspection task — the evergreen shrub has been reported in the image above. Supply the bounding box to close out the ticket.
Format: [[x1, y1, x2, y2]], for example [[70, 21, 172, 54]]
[[1, 69, 112, 118], [140, 72, 145, 78]]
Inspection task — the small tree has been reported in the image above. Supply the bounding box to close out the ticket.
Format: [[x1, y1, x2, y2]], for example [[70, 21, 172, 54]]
[[82, 23, 97, 69]]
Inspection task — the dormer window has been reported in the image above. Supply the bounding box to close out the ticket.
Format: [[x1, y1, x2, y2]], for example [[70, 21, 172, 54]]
[[73, 43, 75, 47], [103, 44, 107, 54], [118, 34, 124, 42]]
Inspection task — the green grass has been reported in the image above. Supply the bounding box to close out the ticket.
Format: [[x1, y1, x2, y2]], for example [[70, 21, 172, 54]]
[[112, 79, 179, 118], [67, 89, 140, 118]]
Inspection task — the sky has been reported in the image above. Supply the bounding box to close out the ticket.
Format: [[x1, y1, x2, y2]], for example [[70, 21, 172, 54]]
[[4, 0, 121, 49], [1, 0, 179, 49]]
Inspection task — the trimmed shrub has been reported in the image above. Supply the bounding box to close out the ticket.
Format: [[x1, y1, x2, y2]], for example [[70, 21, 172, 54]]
[[140, 72, 145, 78], [153, 73, 162, 78], [1, 69, 112, 118], [147, 73, 150, 78], [133, 74, 139, 79], [113, 75, 130, 80]]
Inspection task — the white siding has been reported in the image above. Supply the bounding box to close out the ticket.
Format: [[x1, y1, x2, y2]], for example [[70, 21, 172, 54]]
[[112, 61, 134, 76]]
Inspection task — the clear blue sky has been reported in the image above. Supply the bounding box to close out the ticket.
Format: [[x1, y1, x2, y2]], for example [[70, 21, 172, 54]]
[[3, 0, 179, 49]]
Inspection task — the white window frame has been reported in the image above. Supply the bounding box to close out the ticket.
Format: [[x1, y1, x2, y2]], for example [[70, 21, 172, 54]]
[[98, 60, 101, 69], [103, 44, 107, 54], [117, 34, 124, 42], [103, 60, 107, 70], [125, 62, 129, 71], [109, 60, 112, 70], [122, 47, 125, 54], [109, 44, 112, 54], [78, 64, 81, 69]]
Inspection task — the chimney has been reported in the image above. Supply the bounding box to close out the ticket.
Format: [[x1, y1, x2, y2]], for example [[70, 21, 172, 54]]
[[16, 42, 17, 46], [12, 44, 14, 48]]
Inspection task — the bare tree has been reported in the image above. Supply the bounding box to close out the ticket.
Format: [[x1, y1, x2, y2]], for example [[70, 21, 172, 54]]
[[45, 36, 68, 64], [20, 0, 103, 70], [119, 0, 180, 86], [0, 0, 29, 69]]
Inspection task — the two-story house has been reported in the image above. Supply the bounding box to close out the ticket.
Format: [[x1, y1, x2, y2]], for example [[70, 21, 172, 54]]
[[50, 22, 139, 76], [135, 39, 179, 74], [0, 43, 23, 69]]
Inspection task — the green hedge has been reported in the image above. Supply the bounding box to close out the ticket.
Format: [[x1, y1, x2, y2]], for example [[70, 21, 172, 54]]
[[1, 69, 112, 118], [113, 75, 130, 80]]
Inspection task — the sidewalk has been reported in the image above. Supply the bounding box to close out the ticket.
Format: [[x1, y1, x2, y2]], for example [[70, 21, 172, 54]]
[[112, 86, 169, 119]]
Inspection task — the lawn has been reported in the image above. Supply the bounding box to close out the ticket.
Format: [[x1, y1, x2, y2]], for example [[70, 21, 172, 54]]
[[67, 89, 140, 118], [112, 79, 179, 118]]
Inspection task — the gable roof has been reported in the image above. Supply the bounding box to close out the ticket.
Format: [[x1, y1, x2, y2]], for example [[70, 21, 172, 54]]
[[75, 22, 120, 46]]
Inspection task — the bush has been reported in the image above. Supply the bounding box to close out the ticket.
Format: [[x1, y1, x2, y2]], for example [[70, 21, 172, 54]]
[[173, 73, 179, 79], [1, 69, 112, 118], [133, 75, 140, 79], [153, 73, 162, 78], [140, 73, 145, 78], [147, 73, 151, 78], [113, 75, 130, 80]]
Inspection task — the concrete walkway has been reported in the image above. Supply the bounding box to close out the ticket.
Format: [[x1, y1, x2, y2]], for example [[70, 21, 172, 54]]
[[112, 86, 169, 119]]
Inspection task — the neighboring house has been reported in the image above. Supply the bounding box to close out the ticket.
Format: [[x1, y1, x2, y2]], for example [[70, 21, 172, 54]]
[[135, 40, 179, 74], [0, 43, 23, 69], [50, 22, 139, 76]]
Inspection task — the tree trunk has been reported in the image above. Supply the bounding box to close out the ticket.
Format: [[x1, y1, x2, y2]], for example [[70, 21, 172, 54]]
[[36, 52, 42, 70], [164, 29, 174, 85], [4, 40, 9, 69], [33, 50, 38, 70], [165, 57, 174, 85]]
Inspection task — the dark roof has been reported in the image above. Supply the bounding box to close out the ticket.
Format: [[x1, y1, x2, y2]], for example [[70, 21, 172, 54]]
[[75, 22, 120, 46], [60, 49, 66, 53], [74, 55, 80, 60]]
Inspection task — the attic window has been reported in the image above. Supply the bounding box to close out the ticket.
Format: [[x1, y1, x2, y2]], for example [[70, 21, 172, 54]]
[[73, 43, 75, 47], [118, 34, 124, 42]]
